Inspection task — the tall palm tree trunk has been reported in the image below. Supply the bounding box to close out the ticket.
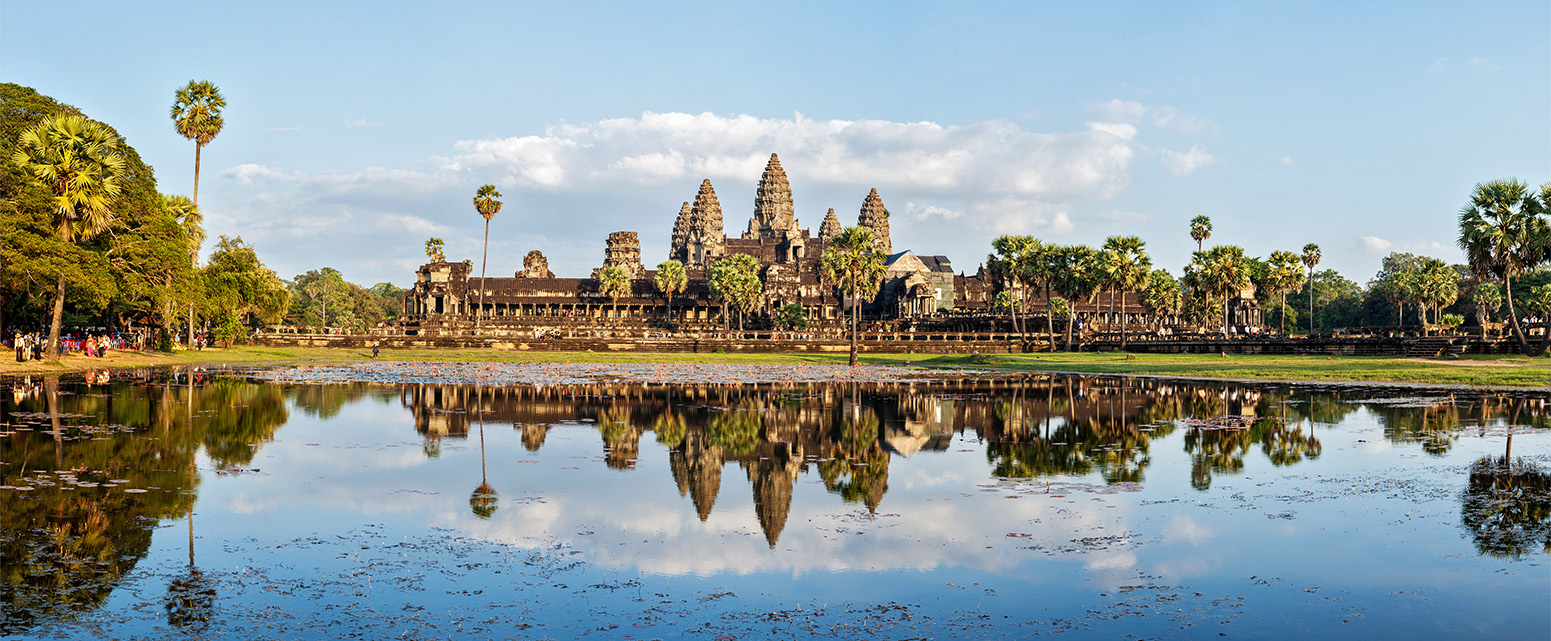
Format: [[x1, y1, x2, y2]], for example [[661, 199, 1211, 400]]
[[1044, 284, 1055, 352], [47, 273, 65, 359], [1307, 278, 1315, 335], [849, 291, 859, 366], [1501, 274, 1526, 352], [478, 219, 490, 328], [189, 142, 202, 350]]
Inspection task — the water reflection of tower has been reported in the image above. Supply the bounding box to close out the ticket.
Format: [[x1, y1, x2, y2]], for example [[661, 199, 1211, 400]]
[[670, 429, 722, 521]]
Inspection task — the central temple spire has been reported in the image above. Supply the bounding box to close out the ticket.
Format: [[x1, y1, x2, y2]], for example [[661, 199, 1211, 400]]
[[745, 153, 799, 239]]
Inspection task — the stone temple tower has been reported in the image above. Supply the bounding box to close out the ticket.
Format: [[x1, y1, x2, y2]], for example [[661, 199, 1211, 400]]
[[818, 208, 842, 240], [669, 201, 693, 263], [858, 188, 892, 255], [684, 179, 725, 268], [745, 153, 800, 239], [601, 231, 644, 278]]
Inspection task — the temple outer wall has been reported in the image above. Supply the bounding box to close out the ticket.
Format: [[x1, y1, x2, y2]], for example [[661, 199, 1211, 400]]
[[246, 332, 1526, 356]]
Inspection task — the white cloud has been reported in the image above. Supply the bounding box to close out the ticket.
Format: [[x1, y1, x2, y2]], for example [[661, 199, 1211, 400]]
[[1087, 99, 1147, 124], [1086, 121, 1138, 140], [221, 163, 287, 184], [1276, 156, 1294, 166], [904, 202, 962, 221], [1150, 106, 1217, 136], [1159, 145, 1215, 176], [345, 118, 381, 128], [1359, 235, 1393, 253], [442, 112, 1137, 202]]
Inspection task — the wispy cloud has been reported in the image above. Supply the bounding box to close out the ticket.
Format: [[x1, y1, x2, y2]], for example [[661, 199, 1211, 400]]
[[345, 118, 382, 129], [1159, 145, 1215, 176], [1359, 235, 1393, 253]]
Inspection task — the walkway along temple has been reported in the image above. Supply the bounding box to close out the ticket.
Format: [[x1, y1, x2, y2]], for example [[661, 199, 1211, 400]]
[[384, 153, 1260, 349]]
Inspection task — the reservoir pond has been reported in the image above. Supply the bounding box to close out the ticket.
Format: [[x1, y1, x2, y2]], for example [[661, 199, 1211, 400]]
[[1, 364, 1548, 639]]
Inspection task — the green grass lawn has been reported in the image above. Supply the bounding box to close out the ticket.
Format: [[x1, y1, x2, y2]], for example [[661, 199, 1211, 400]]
[[6, 345, 1546, 388]]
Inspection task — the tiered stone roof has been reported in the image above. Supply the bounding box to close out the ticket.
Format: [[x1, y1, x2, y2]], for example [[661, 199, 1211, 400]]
[[669, 201, 693, 262], [858, 188, 892, 255], [746, 153, 799, 239], [601, 231, 644, 278], [819, 208, 842, 239], [685, 179, 725, 267]]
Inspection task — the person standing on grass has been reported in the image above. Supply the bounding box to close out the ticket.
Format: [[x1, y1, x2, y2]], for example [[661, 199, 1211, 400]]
[[372, 341, 380, 358]]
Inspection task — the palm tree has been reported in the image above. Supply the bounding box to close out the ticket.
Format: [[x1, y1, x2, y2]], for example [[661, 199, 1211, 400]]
[[1190, 215, 1213, 252], [654, 259, 687, 326], [1458, 179, 1550, 354], [988, 235, 1036, 342], [172, 80, 225, 348], [598, 265, 630, 320], [1101, 236, 1150, 348], [469, 389, 498, 519], [1201, 245, 1252, 332], [708, 253, 762, 331], [473, 185, 503, 328], [1051, 245, 1101, 350], [1140, 268, 1183, 330], [1265, 250, 1305, 335], [424, 237, 445, 262], [162, 194, 203, 340], [1475, 283, 1503, 339], [1301, 243, 1321, 335], [10, 115, 126, 359], [820, 226, 887, 366], [170, 81, 226, 210]]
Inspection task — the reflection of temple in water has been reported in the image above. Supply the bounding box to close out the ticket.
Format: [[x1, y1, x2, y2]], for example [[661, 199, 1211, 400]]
[[393, 375, 1545, 545]]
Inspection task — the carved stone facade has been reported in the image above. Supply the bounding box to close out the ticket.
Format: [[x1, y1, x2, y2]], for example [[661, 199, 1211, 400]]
[[673, 179, 726, 268], [601, 231, 644, 278], [744, 153, 800, 240], [819, 208, 842, 239], [519, 250, 555, 279], [858, 188, 891, 255]]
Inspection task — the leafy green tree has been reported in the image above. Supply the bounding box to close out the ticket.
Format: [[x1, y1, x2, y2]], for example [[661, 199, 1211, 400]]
[[988, 235, 1042, 341], [424, 237, 445, 262], [1475, 283, 1504, 338], [1190, 246, 1252, 332], [1190, 215, 1212, 252], [653, 259, 686, 323], [774, 303, 806, 331], [472, 185, 501, 328], [1264, 250, 1306, 334], [1101, 236, 1150, 348], [10, 115, 125, 358], [368, 282, 406, 321], [1371, 252, 1423, 325], [820, 227, 886, 365], [1417, 257, 1459, 325], [1050, 244, 1101, 349], [1140, 268, 1182, 328], [1458, 179, 1550, 354], [597, 265, 630, 319], [289, 268, 355, 328], [202, 236, 289, 328], [1301, 243, 1321, 334], [709, 253, 762, 331]]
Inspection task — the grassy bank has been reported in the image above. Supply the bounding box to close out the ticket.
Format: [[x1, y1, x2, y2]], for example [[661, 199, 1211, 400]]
[[0, 345, 1545, 388]]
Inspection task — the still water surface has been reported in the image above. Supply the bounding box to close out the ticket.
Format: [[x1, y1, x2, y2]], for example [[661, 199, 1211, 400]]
[[1, 364, 1547, 639]]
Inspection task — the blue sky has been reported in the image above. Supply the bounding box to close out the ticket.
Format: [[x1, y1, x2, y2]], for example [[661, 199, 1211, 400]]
[[3, 1, 1547, 287]]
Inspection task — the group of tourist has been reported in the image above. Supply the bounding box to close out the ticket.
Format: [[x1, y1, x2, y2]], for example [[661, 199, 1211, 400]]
[[9, 331, 142, 362]]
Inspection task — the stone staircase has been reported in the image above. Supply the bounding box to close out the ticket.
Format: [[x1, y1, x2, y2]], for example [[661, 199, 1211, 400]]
[[1405, 336, 1466, 358]]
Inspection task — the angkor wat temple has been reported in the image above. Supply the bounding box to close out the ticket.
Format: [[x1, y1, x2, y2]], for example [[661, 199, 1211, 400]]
[[398, 153, 1262, 339]]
